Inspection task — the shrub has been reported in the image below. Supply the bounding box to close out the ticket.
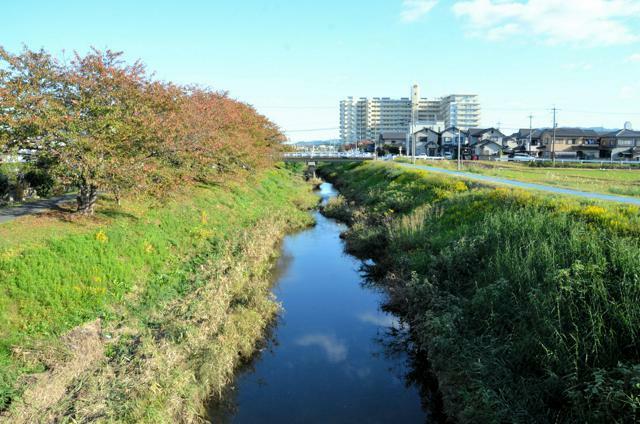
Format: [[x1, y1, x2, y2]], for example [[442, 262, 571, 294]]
[[23, 168, 56, 197]]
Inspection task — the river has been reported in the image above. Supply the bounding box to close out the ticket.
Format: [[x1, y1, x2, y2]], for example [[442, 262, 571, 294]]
[[208, 183, 436, 423]]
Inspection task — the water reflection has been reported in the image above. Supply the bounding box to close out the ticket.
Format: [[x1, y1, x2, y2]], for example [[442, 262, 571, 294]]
[[295, 333, 348, 363], [374, 325, 448, 423], [357, 311, 400, 328], [208, 183, 441, 423]]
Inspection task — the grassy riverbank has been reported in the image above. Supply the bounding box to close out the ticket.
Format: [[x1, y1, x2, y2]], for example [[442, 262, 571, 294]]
[[400, 158, 640, 198], [0, 167, 316, 422], [320, 161, 640, 423]]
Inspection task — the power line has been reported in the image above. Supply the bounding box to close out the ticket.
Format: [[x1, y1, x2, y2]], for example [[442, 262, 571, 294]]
[[257, 103, 640, 116]]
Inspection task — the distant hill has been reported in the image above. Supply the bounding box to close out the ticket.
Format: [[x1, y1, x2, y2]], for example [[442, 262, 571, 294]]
[[586, 127, 619, 135]]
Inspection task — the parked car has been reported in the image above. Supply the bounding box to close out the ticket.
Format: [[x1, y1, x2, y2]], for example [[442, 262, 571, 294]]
[[443, 152, 453, 160], [508, 153, 535, 162]]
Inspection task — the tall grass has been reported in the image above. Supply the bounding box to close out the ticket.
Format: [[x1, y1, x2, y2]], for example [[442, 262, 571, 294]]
[[320, 161, 640, 423]]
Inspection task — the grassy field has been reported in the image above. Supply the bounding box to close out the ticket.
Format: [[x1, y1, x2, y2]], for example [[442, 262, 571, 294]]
[[320, 161, 640, 423], [405, 158, 640, 198], [0, 166, 316, 422]]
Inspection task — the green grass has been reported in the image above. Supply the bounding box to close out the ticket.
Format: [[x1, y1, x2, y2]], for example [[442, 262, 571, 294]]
[[0, 166, 316, 415], [320, 161, 640, 423], [403, 158, 640, 198]]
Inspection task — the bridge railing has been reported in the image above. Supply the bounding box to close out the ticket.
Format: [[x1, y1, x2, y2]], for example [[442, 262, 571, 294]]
[[282, 152, 374, 159]]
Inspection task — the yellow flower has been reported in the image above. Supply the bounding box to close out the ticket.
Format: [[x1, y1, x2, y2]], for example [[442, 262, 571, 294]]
[[0, 248, 19, 261], [95, 230, 109, 243], [454, 181, 468, 192], [200, 210, 208, 225], [143, 241, 155, 254], [582, 205, 607, 219]]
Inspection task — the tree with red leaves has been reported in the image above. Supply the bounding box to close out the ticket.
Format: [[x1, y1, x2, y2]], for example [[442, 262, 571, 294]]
[[0, 46, 284, 214]]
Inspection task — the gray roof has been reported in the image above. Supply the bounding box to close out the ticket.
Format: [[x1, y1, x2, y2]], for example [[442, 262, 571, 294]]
[[515, 128, 538, 138], [442, 126, 468, 135], [468, 127, 505, 137], [414, 127, 440, 136], [602, 129, 640, 138], [540, 128, 599, 138], [378, 132, 406, 140]]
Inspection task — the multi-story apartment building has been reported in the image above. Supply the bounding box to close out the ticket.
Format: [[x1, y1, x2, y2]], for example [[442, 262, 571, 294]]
[[339, 85, 480, 144], [439, 94, 481, 130]]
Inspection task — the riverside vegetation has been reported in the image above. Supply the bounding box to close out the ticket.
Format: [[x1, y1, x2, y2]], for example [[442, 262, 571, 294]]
[[320, 161, 640, 423], [0, 168, 316, 423], [0, 46, 318, 422]]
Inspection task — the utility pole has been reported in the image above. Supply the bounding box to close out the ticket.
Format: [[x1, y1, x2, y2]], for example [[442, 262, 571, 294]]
[[528, 114, 533, 154], [551, 106, 558, 165], [412, 130, 416, 163], [457, 128, 462, 170], [410, 87, 417, 164]]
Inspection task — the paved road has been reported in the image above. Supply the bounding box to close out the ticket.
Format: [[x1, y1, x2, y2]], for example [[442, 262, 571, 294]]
[[397, 162, 640, 206], [0, 194, 76, 224]]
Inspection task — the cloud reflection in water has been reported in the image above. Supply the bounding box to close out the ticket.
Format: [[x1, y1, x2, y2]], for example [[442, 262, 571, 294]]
[[295, 333, 348, 363]]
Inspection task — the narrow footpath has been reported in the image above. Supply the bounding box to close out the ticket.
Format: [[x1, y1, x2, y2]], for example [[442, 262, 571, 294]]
[[0, 194, 76, 224], [398, 162, 640, 206]]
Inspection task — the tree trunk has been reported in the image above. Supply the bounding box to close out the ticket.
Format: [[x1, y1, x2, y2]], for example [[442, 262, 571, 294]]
[[77, 184, 98, 215]]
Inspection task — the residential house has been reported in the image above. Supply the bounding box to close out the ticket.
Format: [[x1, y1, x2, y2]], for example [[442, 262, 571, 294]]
[[470, 140, 503, 159], [440, 127, 470, 158], [599, 129, 640, 160], [513, 128, 543, 154], [377, 131, 408, 154], [468, 128, 505, 144], [468, 128, 508, 158], [536, 128, 600, 159], [409, 127, 441, 156]]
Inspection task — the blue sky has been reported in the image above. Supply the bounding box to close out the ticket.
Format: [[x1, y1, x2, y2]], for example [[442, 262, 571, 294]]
[[3, 0, 640, 140]]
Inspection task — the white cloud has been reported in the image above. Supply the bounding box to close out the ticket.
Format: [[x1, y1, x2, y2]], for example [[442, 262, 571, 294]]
[[400, 0, 438, 22], [452, 0, 640, 46], [627, 53, 640, 62]]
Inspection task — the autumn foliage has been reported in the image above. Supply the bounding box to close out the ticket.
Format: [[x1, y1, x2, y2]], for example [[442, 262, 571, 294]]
[[0, 47, 284, 213]]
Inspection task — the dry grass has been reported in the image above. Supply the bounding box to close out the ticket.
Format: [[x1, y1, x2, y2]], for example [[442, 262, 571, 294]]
[[3, 320, 104, 423]]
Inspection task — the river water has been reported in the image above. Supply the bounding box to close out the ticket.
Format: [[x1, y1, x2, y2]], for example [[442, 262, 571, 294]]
[[208, 183, 434, 423]]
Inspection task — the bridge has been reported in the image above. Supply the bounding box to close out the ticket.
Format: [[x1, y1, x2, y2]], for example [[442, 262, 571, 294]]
[[282, 152, 374, 178]]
